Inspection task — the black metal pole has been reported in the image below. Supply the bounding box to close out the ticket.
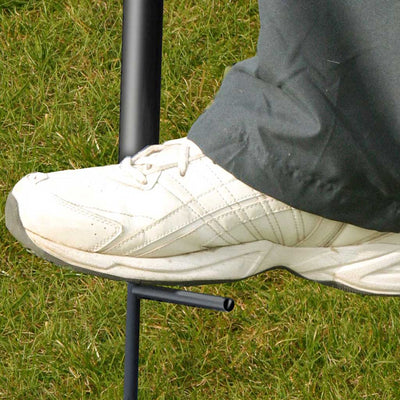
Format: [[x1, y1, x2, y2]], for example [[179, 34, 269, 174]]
[[119, 1, 236, 399], [119, 0, 164, 160], [119, 0, 164, 399], [123, 287, 141, 400], [131, 284, 235, 312]]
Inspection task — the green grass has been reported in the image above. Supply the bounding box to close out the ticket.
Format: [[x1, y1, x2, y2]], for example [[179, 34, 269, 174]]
[[1, 0, 400, 399]]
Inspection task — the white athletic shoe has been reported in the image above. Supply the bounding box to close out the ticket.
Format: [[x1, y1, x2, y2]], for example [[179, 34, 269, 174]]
[[6, 137, 400, 295]]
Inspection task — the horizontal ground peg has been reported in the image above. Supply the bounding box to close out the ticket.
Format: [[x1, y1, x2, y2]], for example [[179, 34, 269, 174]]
[[130, 284, 235, 312]]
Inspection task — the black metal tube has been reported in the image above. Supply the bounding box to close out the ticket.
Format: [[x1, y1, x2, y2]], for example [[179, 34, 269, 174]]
[[118, 1, 235, 399], [131, 284, 235, 312], [120, 1, 164, 399], [119, 0, 164, 160], [123, 283, 141, 400]]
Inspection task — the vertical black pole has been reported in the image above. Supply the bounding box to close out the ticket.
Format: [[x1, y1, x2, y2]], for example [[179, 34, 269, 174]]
[[119, 0, 164, 160], [119, 0, 164, 398], [123, 288, 141, 400]]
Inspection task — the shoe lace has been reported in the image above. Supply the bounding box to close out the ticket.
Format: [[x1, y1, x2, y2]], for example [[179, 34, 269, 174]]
[[120, 140, 190, 185]]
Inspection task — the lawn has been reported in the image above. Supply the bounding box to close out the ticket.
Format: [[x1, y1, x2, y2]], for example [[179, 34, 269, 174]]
[[1, 0, 400, 399]]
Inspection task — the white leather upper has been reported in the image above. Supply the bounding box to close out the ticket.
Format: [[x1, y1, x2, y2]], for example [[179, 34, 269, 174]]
[[12, 137, 400, 257]]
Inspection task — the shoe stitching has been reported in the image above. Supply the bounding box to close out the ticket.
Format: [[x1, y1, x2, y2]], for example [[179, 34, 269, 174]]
[[110, 178, 239, 254], [114, 190, 269, 255], [208, 163, 262, 241], [206, 176, 256, 241], [164, 166, 247, 240], [125, 208, 236, 255], [201, 202, 267, 247], [321, 223, 346, 247], [323, 223, 346, 246], [108, 185, 204, 251], [212, 187, 248, 240], [55, 184, 157, 220], [362, 231, 398, 245], [83, 205, 157, 221], [53, 195, 121, 252], [202, 201, 284, 247], [290, 208, 301, 243], [161, 173, 239, 245], [312, 219, 343, 247], [133, 199, 272, 256], [296, 216, 344, 247], [261, 198, 286, 245], [133, 201, 267, 257], [134, 227, 208, 257], [295, 216, 323, 247], [255, 197, 282, 243], [241, 211, 266, 241], [160, 178, 236, 244], [113, 194, 239, 253], [233, 203, 266, 242], [332, 230, 391, 246], [107, 159, 279, 253], [298, 209, 306, 240], [113, 205, 200, 253], [156, 161, 260, 213], [189, 163, 260, 206]]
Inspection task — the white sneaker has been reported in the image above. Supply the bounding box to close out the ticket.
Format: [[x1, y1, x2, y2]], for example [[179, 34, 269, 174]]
[[6, 137, 400, 295]]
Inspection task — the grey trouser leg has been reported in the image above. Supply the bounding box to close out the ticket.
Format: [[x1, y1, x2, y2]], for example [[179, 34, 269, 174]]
[[188, 0, 400, 232]]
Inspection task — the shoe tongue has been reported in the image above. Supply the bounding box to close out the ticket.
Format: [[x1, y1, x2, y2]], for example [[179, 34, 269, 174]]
[[132, 137, 202, 169], [132, 138, 182, 167], [143, 147, 176, 165]]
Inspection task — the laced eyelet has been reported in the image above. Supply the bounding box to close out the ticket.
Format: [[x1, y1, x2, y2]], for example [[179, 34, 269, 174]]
[[121, 140, 190, 184]]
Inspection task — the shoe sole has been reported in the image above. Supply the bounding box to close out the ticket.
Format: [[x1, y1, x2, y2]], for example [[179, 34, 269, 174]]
[[6, 192, 400, 295]]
